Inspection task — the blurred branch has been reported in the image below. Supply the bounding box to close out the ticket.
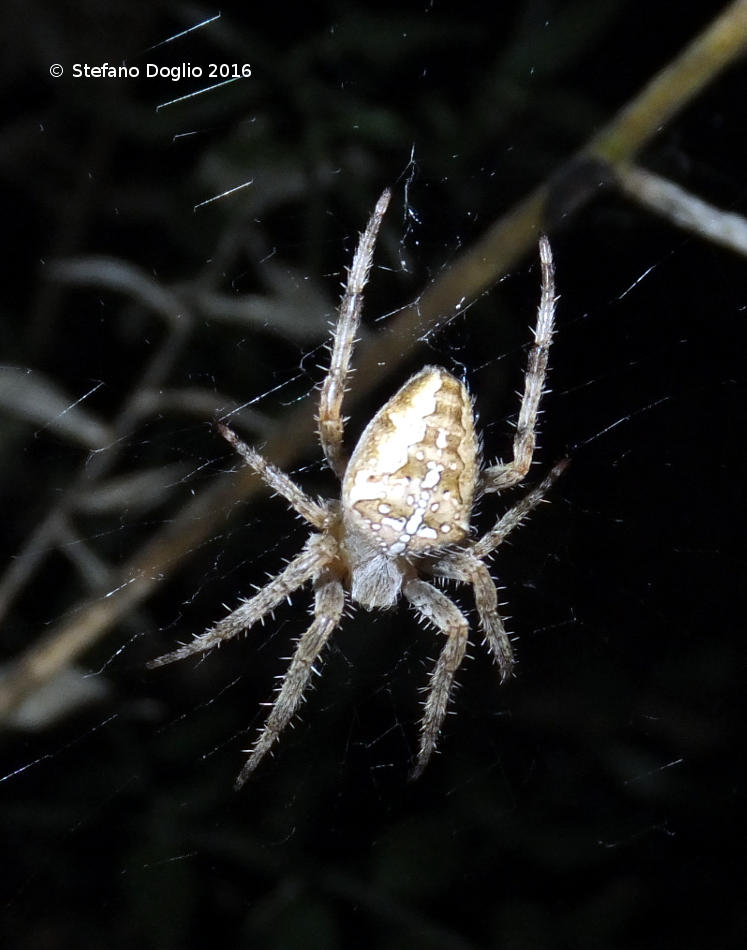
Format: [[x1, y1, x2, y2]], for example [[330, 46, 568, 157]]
[[1, 0, 746, 722], [585, 0, 747, 164], [0, 315, 191, 625], [0, 367, 110, 448], [51, 257, 186, 328], [52, 257, 331, 341], [615, 164, 747, 256]]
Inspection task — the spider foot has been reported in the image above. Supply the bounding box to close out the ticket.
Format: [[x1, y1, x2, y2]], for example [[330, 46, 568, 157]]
[[409, 746, 435, 782], [234, 748, 266, 790]]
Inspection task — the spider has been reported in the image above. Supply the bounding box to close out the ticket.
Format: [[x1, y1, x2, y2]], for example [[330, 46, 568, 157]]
[[150, 188, 566, 787]]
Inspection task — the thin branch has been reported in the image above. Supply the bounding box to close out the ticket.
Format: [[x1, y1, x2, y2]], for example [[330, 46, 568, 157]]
[[616, 164, 747, 256]]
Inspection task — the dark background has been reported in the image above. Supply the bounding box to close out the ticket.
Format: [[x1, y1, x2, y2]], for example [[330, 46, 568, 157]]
[[1, 2, 745, 948]]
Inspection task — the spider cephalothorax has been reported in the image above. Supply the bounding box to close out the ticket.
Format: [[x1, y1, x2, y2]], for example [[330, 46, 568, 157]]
[[151, 189, 565, 787]]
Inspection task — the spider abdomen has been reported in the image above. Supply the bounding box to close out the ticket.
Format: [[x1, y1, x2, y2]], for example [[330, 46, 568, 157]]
[[342, 366, 478, 558]]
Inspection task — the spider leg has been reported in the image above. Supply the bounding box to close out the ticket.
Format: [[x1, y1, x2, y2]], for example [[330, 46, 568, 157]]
[[148, 534, 337, 668], [318, 188, 391, 479], [234, 572, 345, 788], [481, 236, 557, 494], [473, 459, 568, 560], [430, 552, 514, 680], [218, 424, 329, 530], [404, 578, 469, 780]]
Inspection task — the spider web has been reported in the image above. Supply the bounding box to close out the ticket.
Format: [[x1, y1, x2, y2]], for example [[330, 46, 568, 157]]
[[1, 4, 745, 948]]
